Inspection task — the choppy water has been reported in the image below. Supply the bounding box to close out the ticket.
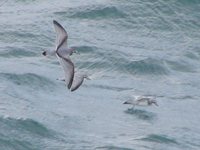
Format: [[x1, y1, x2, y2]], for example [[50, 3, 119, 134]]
[[0, 0, 200, 149]]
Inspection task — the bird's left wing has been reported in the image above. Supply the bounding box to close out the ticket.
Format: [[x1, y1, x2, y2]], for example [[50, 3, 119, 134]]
[[53, 20, 68, 51]]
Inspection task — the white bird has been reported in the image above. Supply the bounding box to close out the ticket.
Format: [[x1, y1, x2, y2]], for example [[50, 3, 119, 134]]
[[43, 20, 74, 89], [123, 96, 158, 110], [70, 73, 90, 92]]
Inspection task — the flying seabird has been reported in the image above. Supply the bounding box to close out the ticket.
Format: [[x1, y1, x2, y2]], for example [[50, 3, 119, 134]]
[[43, 20, 75, 89], [123, 96, 158, 110]]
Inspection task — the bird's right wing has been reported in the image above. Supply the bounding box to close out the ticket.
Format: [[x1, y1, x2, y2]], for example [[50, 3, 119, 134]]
[[57, 55, 74, 89], [70, 75, 84, 92]]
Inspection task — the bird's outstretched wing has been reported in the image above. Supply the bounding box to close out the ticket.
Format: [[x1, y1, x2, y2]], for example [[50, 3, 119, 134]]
[[70, 75, 84, 92], [57, 54, 74, 89], [53, 20, 68, 51]]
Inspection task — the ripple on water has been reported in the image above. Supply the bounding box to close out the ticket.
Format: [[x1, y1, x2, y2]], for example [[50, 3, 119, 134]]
[[125, 58, 169, 76], [0, 73, 55, 90], [166, 60, 196, 73], [0, 117, 55, 150], [75, 45, 97, 53], [0, 46, 36, 58], [0, 138, 37, 150], [138, 134, 178, 145], [89, 84, 133, 92], [54, 5, 127, 19], [0, 117, 53, 137], [124, 109, 156, 121], [95, 145, 135, 150], [74, 46, 169, 76]]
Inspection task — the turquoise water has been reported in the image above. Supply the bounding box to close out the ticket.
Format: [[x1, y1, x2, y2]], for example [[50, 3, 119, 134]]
[[0, 0, 200, 149]]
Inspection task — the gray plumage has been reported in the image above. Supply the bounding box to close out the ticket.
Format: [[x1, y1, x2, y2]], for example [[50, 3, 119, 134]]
[[42, 20, 77, 57], [70, 74, 90, 92], [42, 20, 75, 89], [123, 96, 158, 109], [53, 20, 74, 89]]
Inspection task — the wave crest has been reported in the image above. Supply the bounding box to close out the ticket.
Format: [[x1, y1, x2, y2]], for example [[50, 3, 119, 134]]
[[55, 5, 127, 19], [0, 73, 55, 90]]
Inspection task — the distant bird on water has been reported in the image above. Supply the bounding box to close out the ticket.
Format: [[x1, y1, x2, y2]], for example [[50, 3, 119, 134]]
[[42, 20, 88, 91], [123, 96, 158, 110]]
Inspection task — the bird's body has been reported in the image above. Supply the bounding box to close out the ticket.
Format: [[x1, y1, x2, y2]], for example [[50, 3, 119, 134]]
[[123, 96, 158, 109], [43, 47, 76, 57]]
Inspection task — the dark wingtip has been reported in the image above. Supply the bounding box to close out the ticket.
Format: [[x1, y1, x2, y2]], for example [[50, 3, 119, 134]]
[[68, 83, 72, 90], [123, 102, 127, 104], [53, 20, 60, 26], [68, 71, 74, 90], [70, 88, 75, 92], [53, 20, 57, 23], [67, 85, 70, 89]]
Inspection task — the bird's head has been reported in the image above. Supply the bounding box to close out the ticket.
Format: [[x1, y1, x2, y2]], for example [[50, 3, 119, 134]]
[[42, 50, 47, 56], [123, 100, 133, 105]]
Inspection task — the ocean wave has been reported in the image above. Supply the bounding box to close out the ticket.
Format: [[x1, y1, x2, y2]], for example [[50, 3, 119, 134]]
[[184, 51, 200, 60], [0, 30, 36, 41], [138, 134, 178, 144], [166, 60, 195, 73], [0, 117, 53, 137], [89, 84, 133, 92], [175, 0, 199, 5], [0, 46, 36, 58], [70, 46, 111, 70], [0, 138, 36, 150], [74, 46, 169, 75], [124, 58, 169, 75], [55, 5, 127, 19], [0, 73, 55, 90], [76, 45, 195, 75], [0, 117, 54, 150], [95, 145, 134, 150], [75, 45, 97, 53]]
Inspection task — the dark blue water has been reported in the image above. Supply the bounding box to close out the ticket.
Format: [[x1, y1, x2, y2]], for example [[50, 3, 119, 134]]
[[0, 0, 200, 149]]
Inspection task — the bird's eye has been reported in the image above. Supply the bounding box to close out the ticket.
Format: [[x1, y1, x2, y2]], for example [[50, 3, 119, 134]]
[[42, 51, 46, 56]]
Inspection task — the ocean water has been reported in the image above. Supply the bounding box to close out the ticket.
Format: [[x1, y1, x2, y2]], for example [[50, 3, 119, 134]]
[[0, 0, 200, 149]]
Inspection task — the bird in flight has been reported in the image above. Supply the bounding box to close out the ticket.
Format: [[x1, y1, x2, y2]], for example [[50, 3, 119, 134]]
[[43, 20, 89, 91]]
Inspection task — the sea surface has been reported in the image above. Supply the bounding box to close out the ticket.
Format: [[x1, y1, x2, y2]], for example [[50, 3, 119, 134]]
[[0, 0, 200, 150]]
